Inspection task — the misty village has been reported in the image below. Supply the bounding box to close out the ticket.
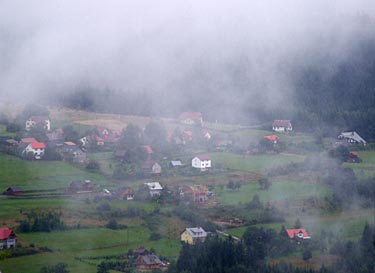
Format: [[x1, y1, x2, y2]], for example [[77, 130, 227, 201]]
[[0, 1, 375, 273]]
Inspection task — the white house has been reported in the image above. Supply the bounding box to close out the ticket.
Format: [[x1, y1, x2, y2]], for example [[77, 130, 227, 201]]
[[192, 155, 211, 170], [25, 116, 51, 131], [0, 227, 16, 249], [23, 142, 46, 160], [144, 182, 163, 197], [272, 120, 292, 132]]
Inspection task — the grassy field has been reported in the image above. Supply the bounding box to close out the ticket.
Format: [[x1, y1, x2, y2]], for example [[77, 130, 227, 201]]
[[209, 152, 304, 172], [0, 154, 108, 190]]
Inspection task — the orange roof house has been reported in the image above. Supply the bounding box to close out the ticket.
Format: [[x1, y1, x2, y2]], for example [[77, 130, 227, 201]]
[[286, 228, 311, 240]]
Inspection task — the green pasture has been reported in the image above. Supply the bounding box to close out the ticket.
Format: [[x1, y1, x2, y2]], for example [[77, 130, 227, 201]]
[[345, 150, 375, 178], [0, 154, 108, 190], [215, 178, 330, 206], [0, 124, 15, 137], [209, 152, 304, 172]]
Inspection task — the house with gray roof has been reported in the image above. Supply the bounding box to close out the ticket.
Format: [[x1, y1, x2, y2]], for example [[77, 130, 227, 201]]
[[338, 131, 367, 145]]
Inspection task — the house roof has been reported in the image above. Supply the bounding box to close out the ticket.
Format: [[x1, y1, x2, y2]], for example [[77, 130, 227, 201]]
[[183, 130, 193, 136], [6, 186, 23, 192], [170, 160, 183, 167], [338, 131, 367, 144], [0, 227, 15, 239], [143, 145, 154, 154], [29, 116, 49, 123], [0, 227, 16, 240], [185, 227, 207, 238], [350, 151, 359, 156], [264, 135, 279, 142], [144, 182, 163, 191], [21, 138, 37, 143], [136, 254, 163, 265], [194, 155, 211, 161], [286, 228, 310, 239], [64, 141, 76, 146], [30, 142, 46, 149], [272, 120, 291, 127], [179, 112, 202, 121]]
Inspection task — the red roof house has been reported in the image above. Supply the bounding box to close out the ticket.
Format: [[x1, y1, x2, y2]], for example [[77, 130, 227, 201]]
[[0, 227, 16, 249], [286, 228, 311, 240], [21, 138, 37, 144], [264, 135, 279, 143], [272, 120, 292, 132], [179, 112, 203, 126]]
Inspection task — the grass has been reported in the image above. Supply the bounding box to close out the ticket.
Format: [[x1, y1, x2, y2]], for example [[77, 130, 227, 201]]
[[0, 154, 108, 190], [209, 152, 304, 172], [215, 178, 330, 206], [0, 124, 16, 137]]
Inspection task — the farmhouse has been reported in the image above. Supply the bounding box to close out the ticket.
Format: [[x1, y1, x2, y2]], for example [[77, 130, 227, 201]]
[[5, 186, 23, 196], [144, 182, 163, 197], [114, 187, 134, 200], [142, 160, 162, 175], [286, 228, 311, 240], [192, 155, 211, 170], [272, 120, 292, 132], [25, 116, 51, 131], [179, 112, 203, 126], [170, 160, 183, 167], [135, 254, 164, 271], [181, 227, 207, 245], [22, 141, 46, 160], [0, 227, 16, 249], [338, 131, 367, 145], [58, 142, 87, 163], [264, 135, 279, 144], [182, 185, 209, 203]]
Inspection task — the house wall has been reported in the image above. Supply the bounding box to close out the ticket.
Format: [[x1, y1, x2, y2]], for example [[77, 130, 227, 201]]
[[181, 231, 193, 244]]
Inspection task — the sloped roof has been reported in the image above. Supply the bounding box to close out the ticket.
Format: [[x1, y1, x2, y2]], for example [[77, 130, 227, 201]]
[[194, 154, 211, 161], [0, 227, 16, 240], [143, 145, 154, 154], [272, 120, 291, 127], [6, 186, 23, 192], [264, 135, 279, 142], [170, 160, 183, 167], [286, 228, 310, 239], [29, 116, 49, 123], [144, 182, 163, 191], [338, 131, 367, 144], [64, 141, 76, 146], [21, 138, 37, 143], [186, 227, 207, 238], [179, 112, 202, 120], [30, 142, 46, 149], [136, 254, 163, 265]]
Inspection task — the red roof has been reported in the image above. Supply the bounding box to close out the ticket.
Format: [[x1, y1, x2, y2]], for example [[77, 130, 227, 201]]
[[264, 135, 279, 142], [21, 138, 37, 143], [143, 145, 154, 154], [0, 227, 15, 240], [179, 112, 202, 120], [30, 142, 46, 149], [286, 228, 310, 239], [64, 141, 76, 146], [183, 130, 193, 136], [30, 116, 49, 123], [350, 151, 359, 156], [272, 120, 291, 127], [196, 154, 211, 161]]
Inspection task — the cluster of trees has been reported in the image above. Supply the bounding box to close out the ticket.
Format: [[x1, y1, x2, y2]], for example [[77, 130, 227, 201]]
[[18, 210, 66, 233], [168, 223, 375, 273]]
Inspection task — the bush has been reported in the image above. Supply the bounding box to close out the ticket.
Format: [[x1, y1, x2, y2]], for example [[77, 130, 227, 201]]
[[149, 232, 162, 241]]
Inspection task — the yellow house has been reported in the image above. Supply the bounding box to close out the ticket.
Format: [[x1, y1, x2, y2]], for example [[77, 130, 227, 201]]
[[181, 227, 207, 245]]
